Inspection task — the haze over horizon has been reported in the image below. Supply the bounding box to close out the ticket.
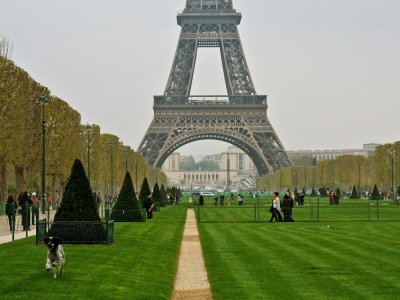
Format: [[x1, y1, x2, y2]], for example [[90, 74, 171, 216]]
[[1, 0, 399, 157]]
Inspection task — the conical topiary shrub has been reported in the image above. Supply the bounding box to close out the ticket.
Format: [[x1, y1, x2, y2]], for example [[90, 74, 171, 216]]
[[310, 188, 317, 197], [139, 177, 151, 205], [350, 185, 359, 199], [371, 184, 380, 200], [152, 182, 162, 210], [110, 172, 144, 222], [48, 159, 105, 241], [160, 184, 167, 207]]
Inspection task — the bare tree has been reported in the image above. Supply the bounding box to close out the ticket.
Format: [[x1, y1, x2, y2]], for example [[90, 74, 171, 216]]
[[0, 36, 13, 58]]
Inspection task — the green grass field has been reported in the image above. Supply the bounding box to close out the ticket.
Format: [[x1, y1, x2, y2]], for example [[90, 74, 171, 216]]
[[198, 218, 400, 299], [1, 200, 400, 299], [0, 205, 187, 300]]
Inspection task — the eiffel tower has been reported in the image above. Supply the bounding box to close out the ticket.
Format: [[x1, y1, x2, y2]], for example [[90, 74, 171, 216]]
[[138, 0, 291, 175]]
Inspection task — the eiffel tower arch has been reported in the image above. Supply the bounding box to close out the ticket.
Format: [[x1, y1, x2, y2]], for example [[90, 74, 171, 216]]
[[138, 0, 291, 175]]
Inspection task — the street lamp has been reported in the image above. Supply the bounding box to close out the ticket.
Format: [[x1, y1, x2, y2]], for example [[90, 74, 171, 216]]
[[389, 149, 396, 200], [134, 155, 138, 192], [225, 152, 231, 192], [85, 124, 91, 185], [39, 95, 48, 215], [108, 140, 115, 198], [124, 147, 128, 173]]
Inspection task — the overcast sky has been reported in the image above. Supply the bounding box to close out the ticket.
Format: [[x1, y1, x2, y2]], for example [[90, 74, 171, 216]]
[[1, 0, 399, 158]]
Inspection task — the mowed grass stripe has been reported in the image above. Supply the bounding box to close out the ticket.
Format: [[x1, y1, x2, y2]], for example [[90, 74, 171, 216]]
[[199, 221, 400, 299], [273, 226, 379, 298], [200, 224, 308, 299], [0, 206, 187, 300], [244, 225, 345, 299]]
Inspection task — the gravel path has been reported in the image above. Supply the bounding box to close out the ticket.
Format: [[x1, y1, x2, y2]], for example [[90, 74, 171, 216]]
[[172, 208, 212, 300]]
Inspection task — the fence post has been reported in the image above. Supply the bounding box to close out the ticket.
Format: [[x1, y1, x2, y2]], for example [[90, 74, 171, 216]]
[[25, 201, 29, 237], [106, 220, 109, 245], [12, 206, 16, 241], [311, 203, 314, 222], [317, 197, 320, 222], [36, 209, 39, 246]]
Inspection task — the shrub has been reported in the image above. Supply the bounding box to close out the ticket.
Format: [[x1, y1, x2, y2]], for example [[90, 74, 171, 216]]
[[310, 188, 317, 197], [110, 172, 144, 222], [152, 182, 162, 207], [49, 159, 105, 241], [160, 184, 167, 207], [371, 184, 380, 200], [350, 185, 359, 199], [139, 177, 151, 205]]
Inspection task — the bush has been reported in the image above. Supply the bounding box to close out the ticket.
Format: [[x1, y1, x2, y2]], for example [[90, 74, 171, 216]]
[[139, 177, 151, 205], [49, 159, 105, 240], [371, 184, 380, 200], [310, 188, 317, 197], [152, 182, 162, 209], [110, 172, 144, 222], [350, 185, 360, 199]]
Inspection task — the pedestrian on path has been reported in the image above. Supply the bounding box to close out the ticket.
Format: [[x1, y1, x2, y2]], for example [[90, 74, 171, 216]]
[[5, 195, 16, 231], [31, 192, 38, 225]]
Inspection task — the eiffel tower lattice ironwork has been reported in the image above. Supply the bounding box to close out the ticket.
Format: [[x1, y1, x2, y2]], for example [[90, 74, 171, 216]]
[[138, 0, 291, 175]]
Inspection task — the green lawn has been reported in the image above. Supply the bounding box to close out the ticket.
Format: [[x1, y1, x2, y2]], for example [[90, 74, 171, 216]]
[[2, 202, 399, 300], [199, 221, 400, 299], [0, 205, 187, 300]]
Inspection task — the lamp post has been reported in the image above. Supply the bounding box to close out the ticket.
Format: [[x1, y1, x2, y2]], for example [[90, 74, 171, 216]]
[[124, 147, 128, 174], [134, 156, 138, 192], [85, 124, 91, 185], [358, 156, 362, 198], [108, 141, 115, 199], [225, 152, 231, 192], [389, 149, 396, 200], [39, 96, 48, 215]]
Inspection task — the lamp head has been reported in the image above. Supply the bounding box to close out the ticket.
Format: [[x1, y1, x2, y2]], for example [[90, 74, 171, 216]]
[[39, 95, 49, 104]]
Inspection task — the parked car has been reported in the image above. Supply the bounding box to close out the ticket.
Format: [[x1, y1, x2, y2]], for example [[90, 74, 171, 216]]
[[200, 191, 215, 197]]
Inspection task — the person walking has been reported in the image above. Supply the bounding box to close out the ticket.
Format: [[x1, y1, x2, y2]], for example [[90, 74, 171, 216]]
[[5, 195, 16, 231], [31, 192, 38, 225], [143, 191, 154, 219], [238, 194, 243, 206], [282, 192, 295, 222], [269, 192, 283, 222], [198, 195, 204, 206]]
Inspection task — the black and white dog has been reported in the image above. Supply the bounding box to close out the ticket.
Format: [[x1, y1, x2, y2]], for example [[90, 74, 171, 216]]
[[43, 236, 65, 278]]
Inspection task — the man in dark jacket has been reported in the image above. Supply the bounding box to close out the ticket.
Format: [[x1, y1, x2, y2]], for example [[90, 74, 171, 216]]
[[143, 192, 154, 219], [281, 192, 295, 222], [6, 195, 16, 231]]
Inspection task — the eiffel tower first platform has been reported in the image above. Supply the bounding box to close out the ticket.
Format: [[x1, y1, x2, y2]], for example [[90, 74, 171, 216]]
[[138, 0, 291, 175]]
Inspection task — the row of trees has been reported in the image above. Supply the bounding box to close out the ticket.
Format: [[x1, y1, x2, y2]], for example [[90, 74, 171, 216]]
[[0, 53, 167, 202], [257, 142, 400, 194]]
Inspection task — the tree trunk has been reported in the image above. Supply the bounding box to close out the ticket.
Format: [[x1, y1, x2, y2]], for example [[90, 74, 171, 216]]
[[15, 165, 26, 194], [0, 158, 7, 201]]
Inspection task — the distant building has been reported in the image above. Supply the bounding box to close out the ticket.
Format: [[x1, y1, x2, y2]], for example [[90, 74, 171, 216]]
[[162, 146, 257, 190], [287, 143, 380, 161]]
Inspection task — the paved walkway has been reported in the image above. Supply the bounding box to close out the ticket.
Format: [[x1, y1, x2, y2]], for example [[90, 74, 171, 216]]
[[0, 228, 37, 244], [172, 208, 212, 300]]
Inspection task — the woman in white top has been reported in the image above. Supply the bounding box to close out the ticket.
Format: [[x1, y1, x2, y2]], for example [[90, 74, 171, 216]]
[[269, 192, 283, 222]]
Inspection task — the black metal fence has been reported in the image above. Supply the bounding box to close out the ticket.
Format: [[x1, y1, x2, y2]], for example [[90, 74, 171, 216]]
[[36, 219, 114, 245], [195, 199, 400, 223]]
